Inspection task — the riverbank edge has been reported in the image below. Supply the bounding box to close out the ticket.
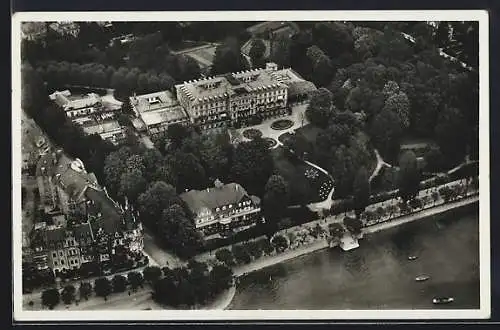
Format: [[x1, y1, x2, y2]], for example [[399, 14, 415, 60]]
[[231, 195, 479, 281]]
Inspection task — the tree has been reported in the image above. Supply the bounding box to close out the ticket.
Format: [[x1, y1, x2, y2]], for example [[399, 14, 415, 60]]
[[159, 204, 202, 257], [211, 37, 249, 75], [119, 168, 147, 203], [383, 91, 411, 129], [78, 282, 92, 301], [352, 166, 370, 218], [434, 106, 468, 163], [231, 244, 251, 264], [249, 38, 267, 68], [398, 150, 421, 202], [263, 175, 290, 229], [343, 216, 363, 235], [370, 108, 404, 162], [328, 223, 345, 241], [94, 277, 112, 300], [215, 248, 236, 267], [143, 266, 162, 285], [257, 238, 275, 255], [230, 138, 274, 196], [104, 147, 133, 194], [271, 234, 289, 252], [127, 271, 144, 291], [424, 146, 445, 172], [41, 288, 60, 309], [312, 22, 354, 60], [61, 285, 76, 305], [169, 152, 207, 192], [312, 54, 336, 87], [137, 181, 178, 229], [112, 274, 127, 293], [166, 123, 191, 149], [209, 264, 234, 292], [270, 35, 291, 67], [305, 88, 335, 128]]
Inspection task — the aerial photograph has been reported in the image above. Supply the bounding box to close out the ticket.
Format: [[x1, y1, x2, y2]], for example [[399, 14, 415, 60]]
[[17, 17, 481, 315]]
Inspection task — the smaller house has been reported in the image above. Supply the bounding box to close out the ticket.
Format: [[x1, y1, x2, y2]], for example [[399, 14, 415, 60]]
[[180, 180, 264, 240], [49, 90, 104, 119], [48, 22, 80, 38]]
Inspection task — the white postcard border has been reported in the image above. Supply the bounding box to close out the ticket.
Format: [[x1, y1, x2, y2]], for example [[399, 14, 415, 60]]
[[12, 9, 490, 321]]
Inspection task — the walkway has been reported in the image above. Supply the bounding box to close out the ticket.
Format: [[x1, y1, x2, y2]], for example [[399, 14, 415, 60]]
[[237, 103, 309, 148], [170, 43, 219, 56], [369, 149, 392, 182], [142, 229, 183, 268], [305, 160, 336, 212], [401, 32, 474, 72], [364, 194, 478, 235]]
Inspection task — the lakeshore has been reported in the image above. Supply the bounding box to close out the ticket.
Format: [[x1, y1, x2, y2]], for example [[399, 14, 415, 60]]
[[22, 194, 478, 311], [229, 201, 479, 310], [230, 195, 479, 280]]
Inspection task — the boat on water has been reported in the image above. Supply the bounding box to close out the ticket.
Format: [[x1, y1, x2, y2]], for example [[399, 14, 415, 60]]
[[432, 297, 454, 304], [415, 275, 430, 282], [408, 255, 418, 260]]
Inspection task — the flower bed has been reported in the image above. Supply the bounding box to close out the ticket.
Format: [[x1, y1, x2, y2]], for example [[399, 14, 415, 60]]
[[242, 128, 263, 140], [263, 137, 278, 149], [271, 119, 294, 131]]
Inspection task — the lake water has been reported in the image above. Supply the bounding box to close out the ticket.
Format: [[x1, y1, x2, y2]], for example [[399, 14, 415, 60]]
[[229, 205, 480, 310]]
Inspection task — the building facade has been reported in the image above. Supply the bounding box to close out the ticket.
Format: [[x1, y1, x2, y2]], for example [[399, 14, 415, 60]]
[[175, 62, 316, 131], [130, 90, 190, 140], [27, 152, 144, 278], [175, 62, 289, 131], [49, 90, 126, 145], [180, 180, 264, 240]]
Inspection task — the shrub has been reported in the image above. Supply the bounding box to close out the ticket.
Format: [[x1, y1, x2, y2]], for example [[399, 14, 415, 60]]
[[232, 244, 251, 264], [215, 248, 235, 266], [143, 266, 162, 284], [256, 238, 275, 255], [78, 282, 92, 301], [94, 277, 112, 300], [61, 284, 76, 305], [112, 274, 127, 293], [41, 288, 60, 309], [127, 271, 144, 291], [271, 234, 289, 252]]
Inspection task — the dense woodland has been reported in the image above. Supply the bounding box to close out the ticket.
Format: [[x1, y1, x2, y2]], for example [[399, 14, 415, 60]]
[[22, 21, 479, 256]]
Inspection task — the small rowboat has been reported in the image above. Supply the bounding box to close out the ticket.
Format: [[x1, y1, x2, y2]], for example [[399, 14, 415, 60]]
[[432, 297, 454, 304], [415, 275, 430, 282]]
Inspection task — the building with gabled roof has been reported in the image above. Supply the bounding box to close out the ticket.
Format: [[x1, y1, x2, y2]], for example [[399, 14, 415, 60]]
[[31, 151, 144, 278], [180, 180, 264, 240]]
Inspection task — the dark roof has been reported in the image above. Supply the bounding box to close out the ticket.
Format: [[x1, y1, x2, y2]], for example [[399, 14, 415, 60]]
[[45, 227, 66, 243], [56, 163, 99, 201], [73, 222, 92, 239], [85, 187, 123, 234], [180, 183, 249, 214]]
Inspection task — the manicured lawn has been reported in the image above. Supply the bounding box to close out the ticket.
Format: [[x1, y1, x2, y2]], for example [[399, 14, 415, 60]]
[[271, 119, 294, 130], [271, 147, 334, 205]]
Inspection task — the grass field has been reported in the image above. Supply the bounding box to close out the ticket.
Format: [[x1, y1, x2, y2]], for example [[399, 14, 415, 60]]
[[185, 46, 217, 68], [271, 147, 333, 205]]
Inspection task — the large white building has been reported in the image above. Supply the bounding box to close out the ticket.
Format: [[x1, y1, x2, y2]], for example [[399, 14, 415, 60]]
[[174, 62, 316, 130]]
